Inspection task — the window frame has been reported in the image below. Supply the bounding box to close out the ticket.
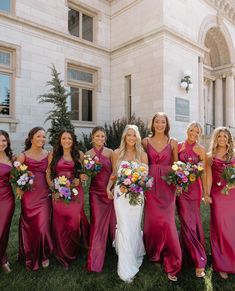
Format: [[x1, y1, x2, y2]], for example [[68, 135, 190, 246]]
[[68, 2, 96, 43], [67, 64, 97, 125], [0, 0, 15, 14]]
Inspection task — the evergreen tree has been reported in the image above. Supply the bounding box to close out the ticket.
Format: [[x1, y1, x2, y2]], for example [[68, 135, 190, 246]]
[[38, 64, 74, 146]]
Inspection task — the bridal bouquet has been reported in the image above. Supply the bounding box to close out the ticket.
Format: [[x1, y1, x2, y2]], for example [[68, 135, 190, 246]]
[[10, 161, 35, 199], [116, 162, 153, 206], [162, 160, 204, 196], [217, 165, 235, 195], [82, 154, 102, 177], [52, 176, 79, 203]]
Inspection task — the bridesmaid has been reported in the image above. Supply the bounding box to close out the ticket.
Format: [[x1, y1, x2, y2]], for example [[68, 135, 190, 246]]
[[207, 127, 235, 279], [87, 126, 116, 272], [176, 122, 208, 277], [143, 112, 182, 281], [17, 127, 53, 271], [47, 129, 89, 269], [0, 130, 15, 273]]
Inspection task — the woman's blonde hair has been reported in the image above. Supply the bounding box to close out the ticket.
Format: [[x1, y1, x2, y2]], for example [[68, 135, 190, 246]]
[[209, 127, 234, 162], [116, 124, 143, 170], [186, 121, 203, 140]]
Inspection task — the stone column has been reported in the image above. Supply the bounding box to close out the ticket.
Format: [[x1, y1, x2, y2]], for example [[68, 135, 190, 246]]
[[215, 78, 223, 127], [225, 75, 234, 127], [207, 80, 213, 125]]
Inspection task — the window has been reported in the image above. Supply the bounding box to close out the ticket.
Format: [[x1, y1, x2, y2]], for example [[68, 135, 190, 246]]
[[0, 0, 11, 12], [0, 50, 13, 116], [125, 75, 132, 119], [67, 66, 95, 123], [68, 8, 93, 42]]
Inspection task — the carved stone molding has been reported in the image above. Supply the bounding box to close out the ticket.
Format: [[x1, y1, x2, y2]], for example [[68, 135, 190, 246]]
[[204, 0, 235, 24]]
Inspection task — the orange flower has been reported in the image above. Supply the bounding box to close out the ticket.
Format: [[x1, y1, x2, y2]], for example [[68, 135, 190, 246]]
[[189, 174, 196, 182]]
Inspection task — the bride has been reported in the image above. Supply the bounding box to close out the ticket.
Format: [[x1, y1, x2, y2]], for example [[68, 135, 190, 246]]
[[107, 124, 148, 283]]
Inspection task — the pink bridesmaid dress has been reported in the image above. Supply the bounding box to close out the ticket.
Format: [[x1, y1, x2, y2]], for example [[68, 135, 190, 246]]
[[144, 141, 182, 276], [176, 141, 207, 269], [19, 155, 53, 270], [210, 157, 235, 274], [52, 158, 89, 269], [0, 163, 15, 266], [87, 147, 116, 272]]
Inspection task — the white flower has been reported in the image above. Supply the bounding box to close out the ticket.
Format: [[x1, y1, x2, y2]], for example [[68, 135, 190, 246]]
[[13, 161, 21, 167], [72, 188, 79, 196], [184, 70, 191, 77]]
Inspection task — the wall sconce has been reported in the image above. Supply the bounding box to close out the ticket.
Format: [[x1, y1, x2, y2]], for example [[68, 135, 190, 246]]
[[180, 70, 193, 93]]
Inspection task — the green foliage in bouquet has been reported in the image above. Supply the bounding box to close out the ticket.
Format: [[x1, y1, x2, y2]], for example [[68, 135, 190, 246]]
[[38, 64, 74, 146]]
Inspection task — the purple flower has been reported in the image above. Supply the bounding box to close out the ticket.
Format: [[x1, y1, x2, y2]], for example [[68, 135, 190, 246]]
[[59, 187, 71, 198]]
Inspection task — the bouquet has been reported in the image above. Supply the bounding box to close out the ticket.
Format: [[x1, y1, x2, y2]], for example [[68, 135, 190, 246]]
[[10, 161, 35, 199], [116, 162, 153, 206], [162, 159, 204, 196], [82, 154, 102, 177], [218, 165, 235, 195], [52, 176, 79, 203]]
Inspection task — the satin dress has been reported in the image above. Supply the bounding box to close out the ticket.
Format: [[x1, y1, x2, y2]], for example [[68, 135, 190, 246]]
[[114, 161, 145, 282], [0, 163, 15, 266], [19, 156, 53, 271], [87, 147, 116, 272], [52, 158, 89, 269], [144, 142, 182, 276], [176, 141, 207, 269], [210, 157, 235, 274]]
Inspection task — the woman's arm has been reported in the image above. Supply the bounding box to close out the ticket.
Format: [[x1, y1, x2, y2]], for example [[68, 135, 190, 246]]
[[204, 153, 213, 204], [106, 150, 119, 199], [171, 138, 178, 162], [46, 152, 53, 188]]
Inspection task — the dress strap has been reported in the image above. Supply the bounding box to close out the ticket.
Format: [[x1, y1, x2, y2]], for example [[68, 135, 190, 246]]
[[93, 146, 104, 157]]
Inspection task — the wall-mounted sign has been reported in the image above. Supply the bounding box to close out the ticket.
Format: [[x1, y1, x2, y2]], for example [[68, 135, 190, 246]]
[[175, 97, 190, 122]]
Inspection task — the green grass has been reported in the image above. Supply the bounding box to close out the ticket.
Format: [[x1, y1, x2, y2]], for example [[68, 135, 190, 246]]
[[1, 197, 235, 291]]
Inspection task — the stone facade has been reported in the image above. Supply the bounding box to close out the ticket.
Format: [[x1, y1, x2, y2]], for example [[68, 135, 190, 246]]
[[0, 0, 235, 150]]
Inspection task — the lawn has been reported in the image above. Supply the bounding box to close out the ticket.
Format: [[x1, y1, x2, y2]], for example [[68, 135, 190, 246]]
[[0, 196, 235, 291]]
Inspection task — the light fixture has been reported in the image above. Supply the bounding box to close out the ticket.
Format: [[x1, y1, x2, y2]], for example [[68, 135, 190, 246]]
[[180, 70, 193, 93]]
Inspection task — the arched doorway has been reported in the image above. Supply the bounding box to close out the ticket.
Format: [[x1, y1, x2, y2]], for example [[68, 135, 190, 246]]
[[202, 25, 235, 134]]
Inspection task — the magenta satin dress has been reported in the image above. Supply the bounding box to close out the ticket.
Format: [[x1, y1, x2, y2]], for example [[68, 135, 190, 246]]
[[210, 157, 235, 274], [52, 158, 89, 269], [176, 141, 207, 269], [144, 142, 182, 276], [0, 163, 15, 266], [19, 156, 53, 270], [87, 147, 116, 272]]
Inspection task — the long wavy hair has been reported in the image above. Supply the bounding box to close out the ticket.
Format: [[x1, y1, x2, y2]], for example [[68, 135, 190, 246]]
[[209, 127, 234, 162], [151, 112, 170, 138], [0, 130, 13, 160], [116, 125, 143, 171], [50, 129, 81, 179], [186, 121, 203, 141], [24, 126, 45, 151]]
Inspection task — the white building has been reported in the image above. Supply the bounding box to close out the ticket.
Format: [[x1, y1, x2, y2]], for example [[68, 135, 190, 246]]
[[0, 0, 235, 149]]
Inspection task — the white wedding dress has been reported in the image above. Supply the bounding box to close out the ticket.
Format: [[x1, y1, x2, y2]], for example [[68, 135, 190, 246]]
[[113, 161, 145, 282]]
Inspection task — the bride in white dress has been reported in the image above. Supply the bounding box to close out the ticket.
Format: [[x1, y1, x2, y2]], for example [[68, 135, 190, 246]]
[[107, 125, 148, 283]]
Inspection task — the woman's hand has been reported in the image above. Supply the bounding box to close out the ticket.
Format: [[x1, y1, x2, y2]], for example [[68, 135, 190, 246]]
[[107, 188, 114, 200], [203, 195, 212, 205], [16, 187, 24, 199], [79, 173, 88, 182]]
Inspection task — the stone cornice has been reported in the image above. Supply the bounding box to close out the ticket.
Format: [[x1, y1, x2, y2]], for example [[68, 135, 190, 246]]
[[0, 12, 109, 55], [204, 0, 235, 24], [111, 25, 208, 58]]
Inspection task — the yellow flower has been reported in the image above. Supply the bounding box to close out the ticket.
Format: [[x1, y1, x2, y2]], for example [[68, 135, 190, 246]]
[[124, 169, 132, 176], [58, 175, 68, 185], [197, 165, 204, 171], [132, 172, 140, 179], [19, 164, 28, 171], [172, 164, 178, 171], [139, 166, 147, 172], [189, 174, 196, 182]]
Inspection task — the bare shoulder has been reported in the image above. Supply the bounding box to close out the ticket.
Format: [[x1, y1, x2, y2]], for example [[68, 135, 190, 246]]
[[79, 150, 84, 160], [17, 153, 25, 163], [85, 149, 93, 156], [170, 137, 178, 147], [142, 137, 149, 148], [196, 143, 206, 155], [113, 149, 120, 157], [141, 151, 148, 164], [103, 147, 113, 158]]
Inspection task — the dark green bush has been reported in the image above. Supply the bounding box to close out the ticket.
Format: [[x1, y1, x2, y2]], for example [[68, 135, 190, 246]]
[[78, 115, 150, 152]]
